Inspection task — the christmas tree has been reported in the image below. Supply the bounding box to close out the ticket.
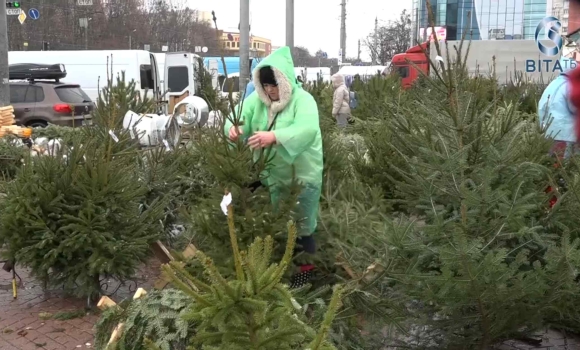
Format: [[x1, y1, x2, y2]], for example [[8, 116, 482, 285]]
[[162, 209, 343, 350], [96, 209, 343, 350], [339, 39, 580, 348], [0, 72, 166, 300]]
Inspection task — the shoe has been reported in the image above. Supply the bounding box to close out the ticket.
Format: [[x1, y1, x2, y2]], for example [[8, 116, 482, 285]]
[[290, 264, 315, 289]]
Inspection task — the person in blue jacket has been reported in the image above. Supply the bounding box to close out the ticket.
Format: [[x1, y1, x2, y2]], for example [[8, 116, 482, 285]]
[[539, 57, 579, 159], [244, 80, 255, 99]]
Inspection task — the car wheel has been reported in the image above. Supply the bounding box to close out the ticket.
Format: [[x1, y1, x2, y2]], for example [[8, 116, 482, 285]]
[[26, 121, 48, 128]]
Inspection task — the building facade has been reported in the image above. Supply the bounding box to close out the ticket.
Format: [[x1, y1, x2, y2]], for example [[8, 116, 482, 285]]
[[221, 29, 272, 58], [411, 0, 560, 44]]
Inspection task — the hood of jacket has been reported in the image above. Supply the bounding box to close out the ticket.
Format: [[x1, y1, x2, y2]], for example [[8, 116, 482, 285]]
[[252, 46, 298, 113], [331, 73, 345, 88]]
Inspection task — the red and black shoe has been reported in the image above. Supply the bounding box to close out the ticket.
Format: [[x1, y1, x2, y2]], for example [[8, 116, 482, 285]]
[[290, 264, 315, 289]]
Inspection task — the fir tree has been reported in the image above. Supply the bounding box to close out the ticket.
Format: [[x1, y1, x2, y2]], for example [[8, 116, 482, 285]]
[[0, 73, 166, 300], [161, 208, 343, 350], [341, 40, 580, 348], [95, 289, 193, 350]]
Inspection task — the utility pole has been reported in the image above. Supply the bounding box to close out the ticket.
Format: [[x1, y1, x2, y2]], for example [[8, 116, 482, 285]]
[[286, 0, 294, 49], [357, 39, 361, 60], [0, 2, 9, 106], [340, 0, 346, 62], [239, 0, 250, 91]]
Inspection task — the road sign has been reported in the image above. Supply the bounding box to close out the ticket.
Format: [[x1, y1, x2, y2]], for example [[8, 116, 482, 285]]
[[18, 10, 25, 24], [144, 44, 150, 51], [77, 0, 93, 5], [28, 8, 39, 20], [6, 8, 20, 15]]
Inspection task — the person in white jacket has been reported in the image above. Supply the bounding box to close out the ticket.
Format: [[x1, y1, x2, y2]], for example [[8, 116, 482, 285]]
[[331, 74, 351, 128]]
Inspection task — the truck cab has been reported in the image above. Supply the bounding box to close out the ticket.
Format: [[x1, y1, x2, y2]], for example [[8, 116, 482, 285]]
[[391, 42, 430, 88]]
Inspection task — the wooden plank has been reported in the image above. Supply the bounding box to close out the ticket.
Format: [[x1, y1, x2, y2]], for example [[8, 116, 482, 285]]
[[182, 244, 197, 258], [97, 296, 117, 311], [168, 92, 189, 113], [150, 241, 174, 264], [153, 244, 198, 290]]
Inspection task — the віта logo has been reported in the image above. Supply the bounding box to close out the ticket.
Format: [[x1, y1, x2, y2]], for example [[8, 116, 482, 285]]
[[526, 16, 575, 73]]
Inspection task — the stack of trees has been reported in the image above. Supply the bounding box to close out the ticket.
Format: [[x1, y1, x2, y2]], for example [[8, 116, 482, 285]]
[[3, 28, 580, 349]]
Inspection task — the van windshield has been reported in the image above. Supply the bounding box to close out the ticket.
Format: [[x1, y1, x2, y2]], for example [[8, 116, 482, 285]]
[[222, 77, 240, 93]]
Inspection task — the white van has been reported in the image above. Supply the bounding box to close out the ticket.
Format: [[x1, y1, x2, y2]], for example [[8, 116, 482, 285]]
[[8, 50, 161, 102], [153, 52, 166, 95]]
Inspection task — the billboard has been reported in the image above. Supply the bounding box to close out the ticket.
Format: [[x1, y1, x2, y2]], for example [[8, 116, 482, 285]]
[[419, 26, 447, 41]]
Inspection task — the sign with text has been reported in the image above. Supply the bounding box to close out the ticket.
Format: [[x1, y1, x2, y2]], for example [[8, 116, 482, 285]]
[[77, 0, 93, 5], [6, 8, 21, 15], [526, 17, 570, 73], [419, 27, 447, 42]]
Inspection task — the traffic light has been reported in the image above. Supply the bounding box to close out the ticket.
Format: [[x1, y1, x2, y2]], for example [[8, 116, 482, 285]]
[[6, 2, 21, 7]]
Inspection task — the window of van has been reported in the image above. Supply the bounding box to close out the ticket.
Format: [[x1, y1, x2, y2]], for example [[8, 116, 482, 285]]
[[167, 66, 189, 93], [222, 77, 240, 93], [140, 64, 154, 90]]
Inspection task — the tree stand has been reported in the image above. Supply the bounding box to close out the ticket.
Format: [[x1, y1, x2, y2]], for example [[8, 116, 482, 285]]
[[1, 259, 22, 299]]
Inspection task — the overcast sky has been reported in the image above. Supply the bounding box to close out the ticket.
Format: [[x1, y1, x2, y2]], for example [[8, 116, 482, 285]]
[[186, 0, 411, 60]]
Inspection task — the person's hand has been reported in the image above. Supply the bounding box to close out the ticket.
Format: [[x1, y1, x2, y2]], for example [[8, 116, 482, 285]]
[[248, 131, 276, 149], [228, 125, 244, 141]]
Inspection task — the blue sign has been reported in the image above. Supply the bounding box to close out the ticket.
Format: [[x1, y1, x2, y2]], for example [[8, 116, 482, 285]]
[[534, 16, 562, 57], [28, 8, 40, 20]]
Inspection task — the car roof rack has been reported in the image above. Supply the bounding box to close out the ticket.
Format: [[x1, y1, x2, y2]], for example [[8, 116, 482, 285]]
[[9, 63, 67, 82]]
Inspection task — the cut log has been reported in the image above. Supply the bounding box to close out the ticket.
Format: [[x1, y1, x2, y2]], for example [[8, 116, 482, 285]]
[[133, 288, 147, 300], [97, 296, 117, 311], [107, 323, 125, 346]]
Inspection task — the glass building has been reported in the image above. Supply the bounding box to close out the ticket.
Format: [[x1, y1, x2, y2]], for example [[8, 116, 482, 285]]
[[411, 0, 552, 44]]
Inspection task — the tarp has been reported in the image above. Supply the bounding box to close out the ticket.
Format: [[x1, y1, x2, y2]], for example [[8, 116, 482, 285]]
[[203, 57, 260, 75], [337, 65, 389, 77]]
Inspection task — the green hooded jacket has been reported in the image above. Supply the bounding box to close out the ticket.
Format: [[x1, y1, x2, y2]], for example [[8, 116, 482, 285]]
[[224, 46, 323, 236]]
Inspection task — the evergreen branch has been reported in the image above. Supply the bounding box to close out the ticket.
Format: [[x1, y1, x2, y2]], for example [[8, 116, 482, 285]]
[[195, 251, 239, 300], [261, 221, 298, 293], [167, 261, 212, 293], [161, 264, 212, 307], [227, 202, 246, 282], [308, 285, 344, 350]]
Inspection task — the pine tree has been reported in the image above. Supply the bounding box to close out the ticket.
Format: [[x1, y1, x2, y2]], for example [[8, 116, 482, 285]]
[[179, 122, 302, 276], [339, 40, 580, 348]]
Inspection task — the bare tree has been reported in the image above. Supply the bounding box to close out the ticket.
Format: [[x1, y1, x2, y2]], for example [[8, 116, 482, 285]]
[[6, 0, 221, 54], [291, 46, 337, 67], [364, 10, 411, 65]]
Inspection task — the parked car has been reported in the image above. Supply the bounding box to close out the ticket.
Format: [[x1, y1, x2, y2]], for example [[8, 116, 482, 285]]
[[9, 63, 93, 127]]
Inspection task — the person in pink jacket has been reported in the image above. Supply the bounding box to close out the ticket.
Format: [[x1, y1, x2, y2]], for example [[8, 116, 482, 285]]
[[331, 73, 351, 127]]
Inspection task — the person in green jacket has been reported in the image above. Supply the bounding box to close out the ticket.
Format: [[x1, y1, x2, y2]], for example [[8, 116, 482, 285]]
[[225, 46, 323, 288]]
